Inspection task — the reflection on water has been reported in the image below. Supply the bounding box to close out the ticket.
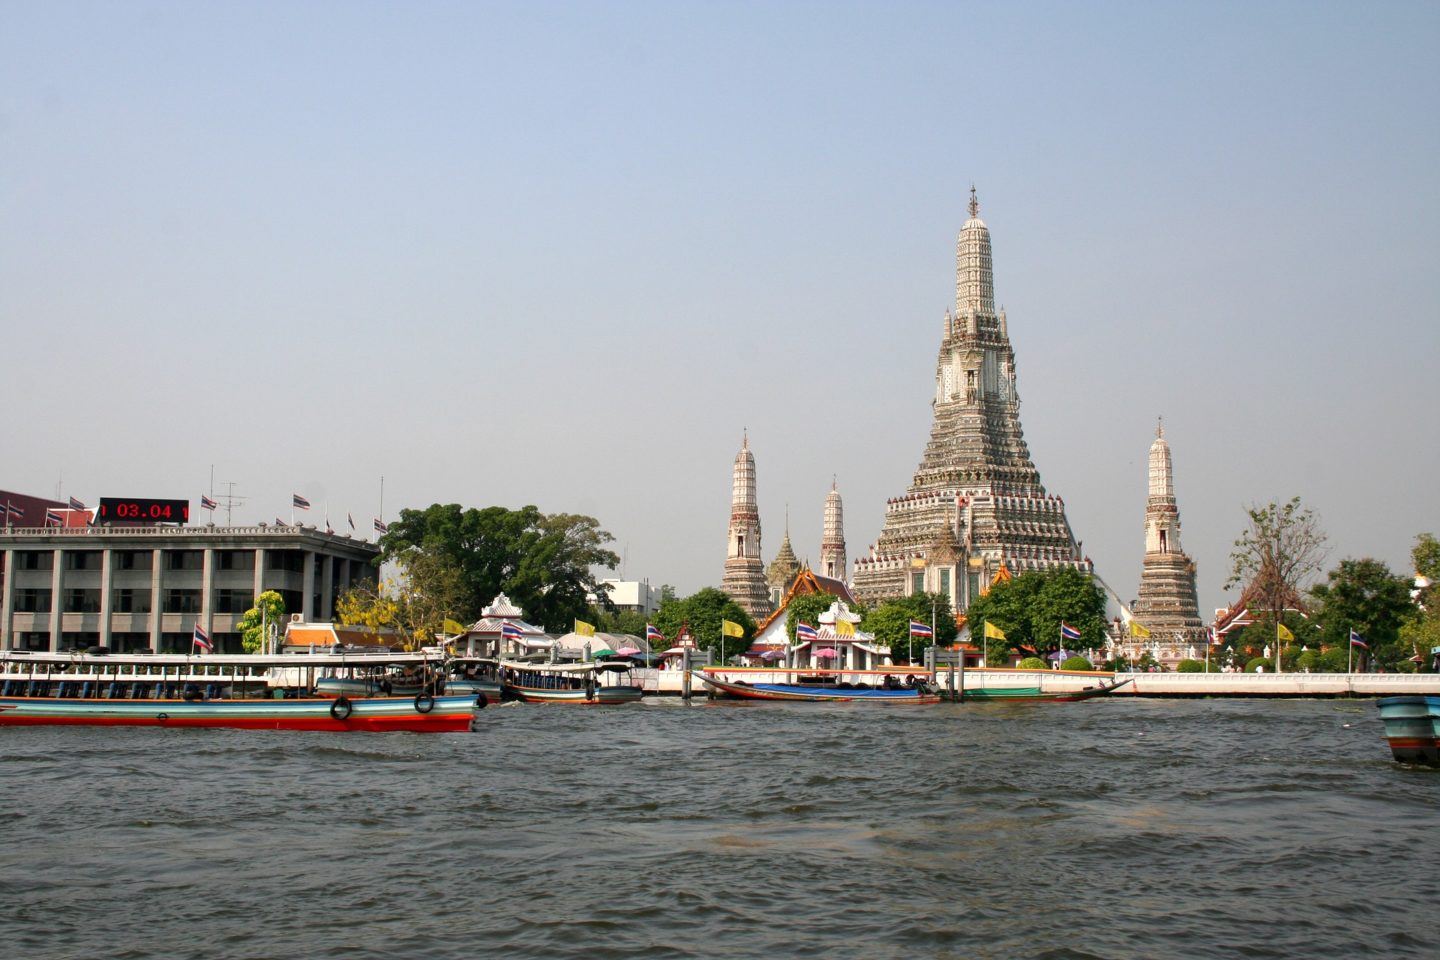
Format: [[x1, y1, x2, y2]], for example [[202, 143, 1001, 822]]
[[1, 698, 1435, 959]]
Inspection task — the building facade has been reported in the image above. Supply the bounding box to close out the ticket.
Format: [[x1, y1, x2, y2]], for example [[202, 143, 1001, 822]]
[[720, 433, 774, 619], [852, 189, 1088, 609], [0, 522, 380, 653]]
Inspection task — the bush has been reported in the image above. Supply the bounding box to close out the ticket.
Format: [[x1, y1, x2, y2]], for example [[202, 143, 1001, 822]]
[[1245, 656, 1272, 673], [1295, 650, 1323, 672], [1176, 659, 1205, 673], [1016, 657, 1047, 670], [1319, 647, 1350, 672], [1060, 655, 1093, 671]]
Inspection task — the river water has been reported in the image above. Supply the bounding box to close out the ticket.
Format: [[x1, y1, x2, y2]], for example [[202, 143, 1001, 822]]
[[1, 698, 1434, 959]]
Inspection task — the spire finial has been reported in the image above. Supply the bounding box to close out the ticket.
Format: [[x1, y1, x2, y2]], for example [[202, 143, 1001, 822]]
[[743, 428, 748, 449], [1156, 416, 1164, 439], [968, 184, 978, 219]]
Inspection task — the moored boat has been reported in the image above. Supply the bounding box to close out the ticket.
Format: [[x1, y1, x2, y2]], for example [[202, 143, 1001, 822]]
[[0, 649, 481, 732], [694, 670, 941, 704], [1376, 695, 1440, 765], [954, 677, 1132, 702], [499, 659, 642, 704]]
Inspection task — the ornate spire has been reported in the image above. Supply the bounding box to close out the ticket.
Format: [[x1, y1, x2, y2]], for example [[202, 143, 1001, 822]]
[[968, 183, 978, 219], [956, 185, 994, 316], [821, 480, 847, 582], [722, 432, 772, 618]]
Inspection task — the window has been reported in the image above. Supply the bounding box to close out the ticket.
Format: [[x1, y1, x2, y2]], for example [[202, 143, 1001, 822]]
[[163, 589, 201, 613], [214, 589, 252, 614], [15, 589, 52, 613], [115, 551, 153, 570], [911, 572, 925, 595], [167, 551, 203, 571], [63, 589, 101, 613], [66, 552, 101, 571], [16, 552, 52, 571], [218, 550, 254, 571], [940, 569, 952, 599], [113, 589, 152, 614]]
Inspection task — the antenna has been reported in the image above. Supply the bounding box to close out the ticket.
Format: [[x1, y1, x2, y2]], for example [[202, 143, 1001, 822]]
[[215, 481, 247, 526]]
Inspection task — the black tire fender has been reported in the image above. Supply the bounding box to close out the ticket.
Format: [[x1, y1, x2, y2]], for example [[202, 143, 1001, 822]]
[[474, 692, 488, 710], [330, 696, 354, 721], [414, 693, 435, 714]]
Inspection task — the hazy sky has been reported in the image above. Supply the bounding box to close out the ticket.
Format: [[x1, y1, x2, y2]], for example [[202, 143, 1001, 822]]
[[4, 1, 1437, 617]]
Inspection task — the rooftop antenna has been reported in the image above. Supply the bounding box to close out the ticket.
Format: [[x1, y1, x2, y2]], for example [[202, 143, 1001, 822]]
[[215, 481, 247, 526]]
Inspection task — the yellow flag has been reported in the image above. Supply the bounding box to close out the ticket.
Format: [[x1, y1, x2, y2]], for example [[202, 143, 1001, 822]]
[[721, 619, 745, 638], [574, 620, 596, 637], [983, 622, 1007, 640], [442, 619, 466, 636], [1277, 623, 1294, 642], [835, 619, 856, 637], [1129, 620, 1151, 638]]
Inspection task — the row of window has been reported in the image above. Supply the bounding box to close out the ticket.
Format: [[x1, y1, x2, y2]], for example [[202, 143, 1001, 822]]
[[6, 549, 311, 573], [11, 587, 284, 615]]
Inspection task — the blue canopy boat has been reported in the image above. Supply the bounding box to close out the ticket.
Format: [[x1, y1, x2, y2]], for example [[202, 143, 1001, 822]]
[[1376, 695, 1440, 765]]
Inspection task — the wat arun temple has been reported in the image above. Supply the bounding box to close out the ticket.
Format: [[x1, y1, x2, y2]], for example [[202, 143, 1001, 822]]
[[850, 189, 1090, 609]]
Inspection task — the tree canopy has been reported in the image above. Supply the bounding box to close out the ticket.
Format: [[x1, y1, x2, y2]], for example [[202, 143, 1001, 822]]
[[236, 590, 286, 653], [652, 587, 756, 662], [1309, 557, 1413, 669], [861, 592, 957, 664], [964, 567, 1107, 664], [378, 503, 620, 631]]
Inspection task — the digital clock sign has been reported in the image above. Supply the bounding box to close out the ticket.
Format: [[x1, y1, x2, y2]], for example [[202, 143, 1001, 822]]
[[97, 497, 191, 525]]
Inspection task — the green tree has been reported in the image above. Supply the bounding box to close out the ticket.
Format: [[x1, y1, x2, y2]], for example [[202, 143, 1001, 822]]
[[965, 568, 1106, 663], [236, 590, 286, 653], [861, 592, 957, 663], [380, 503, 620, 630], [1309, 558, 1413, 670], [653, 587, 755, 662], [1399, 533, 1440, 671], [1227, 496, 1328, 671]]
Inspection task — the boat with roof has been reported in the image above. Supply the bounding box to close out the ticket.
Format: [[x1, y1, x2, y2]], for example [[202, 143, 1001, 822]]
[[498, 658, 642, 704], [693, 668, 942, 704], [0, 648, 483, 732], [1376, 695, 1440, 765]]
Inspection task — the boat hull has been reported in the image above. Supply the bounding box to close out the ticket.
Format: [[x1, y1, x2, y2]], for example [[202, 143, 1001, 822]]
[[0, 693, 480, 732], [957, 679, 1132, 703], [1377, 695, 1440, 765], [504, 684, 642, 705], [696, 673, 940, 704]]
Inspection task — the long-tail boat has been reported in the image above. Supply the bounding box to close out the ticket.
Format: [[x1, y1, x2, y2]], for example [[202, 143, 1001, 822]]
[[953, 677, 1133, 702], [693, 669, 942, 704], [499, 659, 642, 704], [0, 649, 481, 732]]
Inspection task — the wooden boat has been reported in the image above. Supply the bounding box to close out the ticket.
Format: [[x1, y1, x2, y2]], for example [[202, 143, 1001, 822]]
[[694, 670, 942, 704], [1376, 695, 1440, 765], [954, 677, 1133, 702], [499, 659, 642, 705], [440, 657, 503, 706], [314, 665, 439, 699], [0, 649, 481, 732]]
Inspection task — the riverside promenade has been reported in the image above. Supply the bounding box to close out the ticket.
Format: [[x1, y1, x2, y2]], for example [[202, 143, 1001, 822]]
[[639, 667, 1440, 699]]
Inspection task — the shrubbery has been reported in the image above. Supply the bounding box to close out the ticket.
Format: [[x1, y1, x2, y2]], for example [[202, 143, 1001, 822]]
[[1176, 659, 1205, 672], [1244, 656, 1271, 673], [1016, 656, 1047, 670], [1060, 655, 1093, 671]]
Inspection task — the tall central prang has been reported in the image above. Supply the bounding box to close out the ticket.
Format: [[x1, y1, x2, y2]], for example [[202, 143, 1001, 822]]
[[852, 188, 1088, 610]]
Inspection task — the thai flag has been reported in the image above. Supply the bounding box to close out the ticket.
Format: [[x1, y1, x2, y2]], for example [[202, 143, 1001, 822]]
[[68, 496, 86, 511], [201, 495, 218, 511], [501, 621, 524, 642], [795, 622, 819, 642], [347, 512, 355, 531], [44, 509, 63, 526], [1060, 622, 1083, 642], [909, 620, 934, 638], [292, 494, 311, 510], [274, 517, 287, 527], [646, 624, 665, 643], [1349, 630, 1368, 649], [6, 502, 24, 519], [373, 518, 388, 534], [193, 625, 213, 652]]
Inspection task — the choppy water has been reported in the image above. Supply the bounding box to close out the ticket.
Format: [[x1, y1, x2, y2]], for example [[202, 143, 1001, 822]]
[[1, 698, 1435, 960]]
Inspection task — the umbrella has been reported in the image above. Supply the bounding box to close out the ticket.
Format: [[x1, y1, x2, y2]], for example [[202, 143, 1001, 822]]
[[759, 650, 785, 660], [814, 648, 839, 658], [615, 646, 642, 656], [591, 648, 617, 658]]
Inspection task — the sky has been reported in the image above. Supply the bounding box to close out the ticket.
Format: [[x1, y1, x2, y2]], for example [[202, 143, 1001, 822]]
[[3, 1, 1437, 617]]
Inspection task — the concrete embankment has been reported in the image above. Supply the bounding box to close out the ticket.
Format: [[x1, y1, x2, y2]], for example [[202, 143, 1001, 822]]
[[636, 667, 1440, 699]]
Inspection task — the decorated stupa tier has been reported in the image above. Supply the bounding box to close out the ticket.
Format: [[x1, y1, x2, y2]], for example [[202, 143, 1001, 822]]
[[853, 188, 1086, 608]]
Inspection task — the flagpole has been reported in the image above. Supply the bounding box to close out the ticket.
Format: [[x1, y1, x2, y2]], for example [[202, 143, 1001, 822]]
[[1348, 626, 1353, 674]]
